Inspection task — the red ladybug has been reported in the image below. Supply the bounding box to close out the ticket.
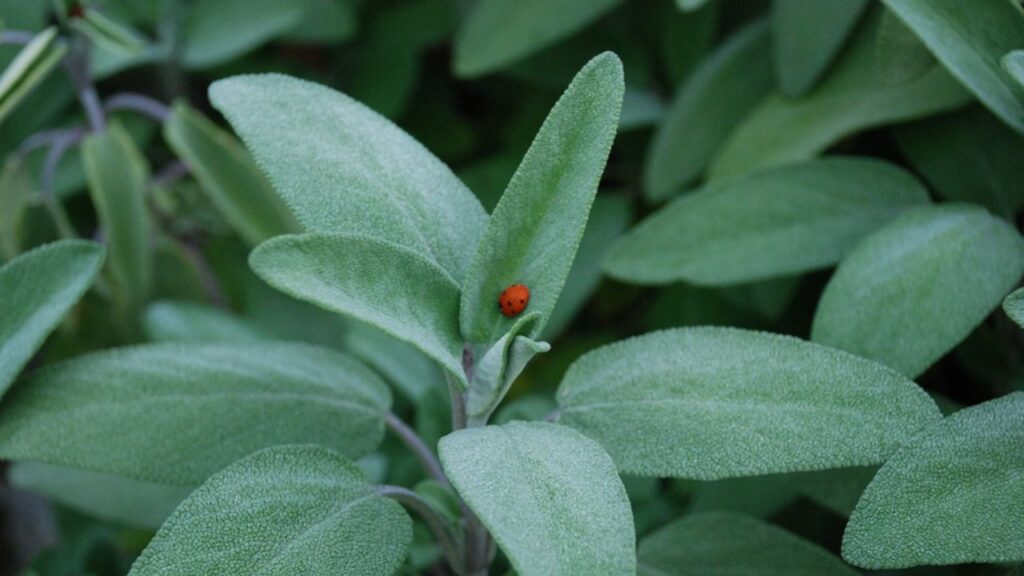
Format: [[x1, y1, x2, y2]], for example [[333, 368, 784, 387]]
[[498, 284, 530, 318]]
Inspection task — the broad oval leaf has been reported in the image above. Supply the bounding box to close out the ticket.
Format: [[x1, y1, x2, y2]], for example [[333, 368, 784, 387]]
[[639, 512, 859, 576], [812, 204, 1024, 378], [644, 20, 773, 201], [0, 27, 67, 124], [210, 73, 487, 282], [711, 9, 971, 178], [1005, 288, 1024, 329], [555, 327, 941, 479], [250, 233, 466, 384], [184, 0, 307, 69], [843, 393, 1024, 568], [880, 0, 1024, 134], [460, 52, 624, 343], [163, 101, 299, 247], [0, 240, 104, 399], [453, 0, 624, 78], [0, 342, 391, 485], [9, 462, 191, 530], [439, 421, 635, 576], [609, 158, 929, 286], [130, 445, 411, 575], [82, 122, 153, 313], [773, 0, 870, 96]]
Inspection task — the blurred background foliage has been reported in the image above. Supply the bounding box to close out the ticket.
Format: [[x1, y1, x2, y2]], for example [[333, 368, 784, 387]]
[[0, 0, 1022, 574]]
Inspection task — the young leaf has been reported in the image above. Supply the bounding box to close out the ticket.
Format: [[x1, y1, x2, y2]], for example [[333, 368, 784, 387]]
[[843, 393, 1024, 568], [644, 20, 773, 201], [1005, 288, 1024, 329], [250, 233, 466, 385], [879, 0, 1024, 134], [894, 106, 1024, 218], [130, 445, 411, 575], [812, 205, 1024, 378], [183, 0, 307, 69], [609, 158, 929, 286], [0, 342, 391, 485], [9, 462, 192, 530], [163, 101, 299, 247], [0, 27, 67, 124], [773, 0, 870, 96], [143, 300, 270, 343], [453, 0, 623, 78], [638, 512, 859, 576], [0, 240, 104, 400], [82, 122, 153, 313], [555, 327, 941, 479], [711, 8, 971, 178], [439, 421, 635, 575], [210, 74, 487, 282], [459, 52, 624, 344]]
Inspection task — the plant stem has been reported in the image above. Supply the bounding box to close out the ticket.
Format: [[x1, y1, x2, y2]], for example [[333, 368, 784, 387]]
[[375, 485, 464, 574], [65, 35, 105, 133], [104, 92, 172, 123], [384, 411, 449, 488], [447, 373, 467, 430]]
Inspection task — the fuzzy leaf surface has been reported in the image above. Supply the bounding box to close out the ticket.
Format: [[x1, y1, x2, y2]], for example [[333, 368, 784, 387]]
[[439, 421, 635, 575], [812, 205, 1024, 378], [556, 327, 941, 479]]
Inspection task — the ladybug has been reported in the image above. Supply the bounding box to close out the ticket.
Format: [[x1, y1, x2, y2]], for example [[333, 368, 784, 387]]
[[498, 284, 530, 318]]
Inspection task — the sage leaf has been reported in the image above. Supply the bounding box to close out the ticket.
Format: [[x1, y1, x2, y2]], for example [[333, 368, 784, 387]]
[[284, 0, 357, 44], [454, 0, 624, 78], [341, 320, 444, 403], [0, 240, 104, 399], [894, 106, 1024, 218], [250, 233, 466, 385], [466, 312, 549, 426], [130, 445, 411, 575], [1005, 50, 1024, 89], [143, 300, 270, 343], [82, 122, 153, 313], [460, 52, 623, 343], [879, 0, 1024, 134], [9, 462, 191, 530], [183, 0, 307, 69], [210, 73, 487, 282], [711, 8, 971, 178], [773, 0, 870, 96], [638, 512, 859, 576], [0, 27, 67, 125], [163, 102, 299, 247], [609, 158, 929, 286], [555, 327, 941, 479], [439, 421, 635, 576], [72, 8, 147, 55], [644, 20, 773, 201], [1005, 288, 1024, 329], [812, 205, 1024, 378], [0, 342, 391, 485], [843, 393, 1024, 568]]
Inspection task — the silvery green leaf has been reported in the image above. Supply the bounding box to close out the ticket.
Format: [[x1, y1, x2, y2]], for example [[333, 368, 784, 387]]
[[465, 312, 549, 426], [1004, 288, 1024, 329]]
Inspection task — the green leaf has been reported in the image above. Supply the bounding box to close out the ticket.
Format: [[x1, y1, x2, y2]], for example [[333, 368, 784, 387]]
[[638, 512, 859, 576], [555, 327, 941, 479], [812, 204, 1024, 378], [843, 393, 1024, 568], [1005, 50, 1024, 89], [163, 102, 299, 247], [773, 0, 870, 96], [82, 123, 153, 313], [0, 342, 391, 485], [9, 462, 191, 530], [183, 0, 307, 69], [460, 52, 623, 343], [0, 159, 32, 259], [0, 240, 104, 400], [1005, 288, 1024, 329], [675, 0, 710, 11], [791, 466, 877, 517], [341, 320, 444, 403], [711, 8, 971, 179], [0, 27, 67, 125], [879, 0, 1024, 134], [644, 20, 773, 201], [130, 445, 411, 575], [210, 74, 487, 282], [609, 158, 929, 286], [466, 313, 549, 426], [72, 8, 147, 55], [894, 106, 1024, 218], [454, 0, 624, 77], [283, 0, 357, 44], [439, 421, 635, 576], [143, 300, 270, 343], [250, 233, 466, 385]]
